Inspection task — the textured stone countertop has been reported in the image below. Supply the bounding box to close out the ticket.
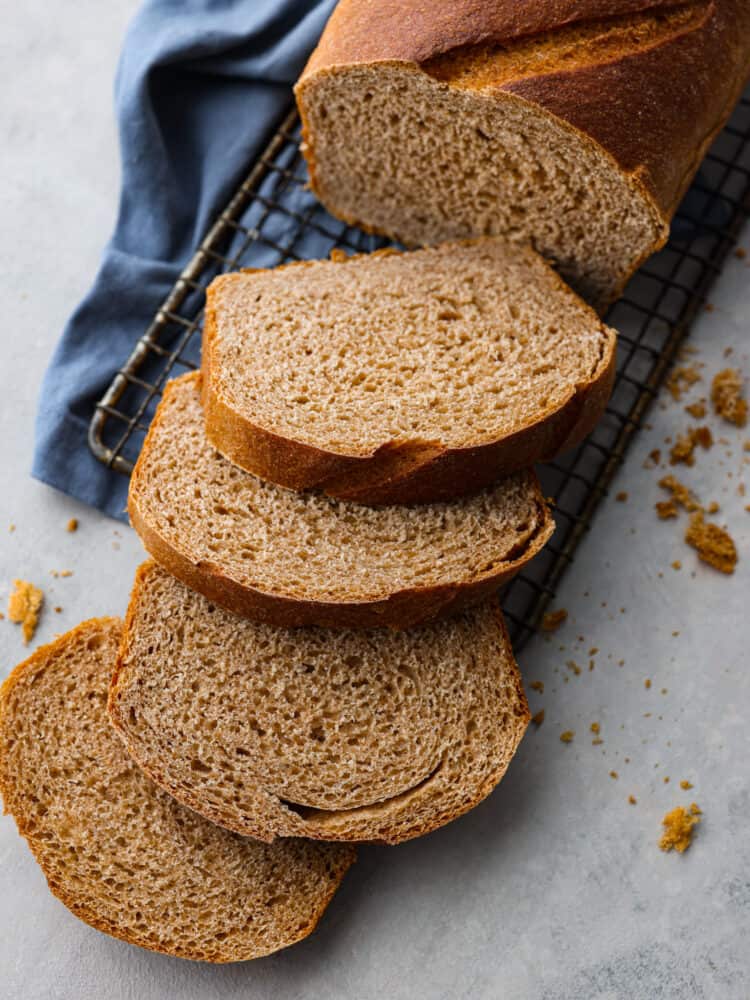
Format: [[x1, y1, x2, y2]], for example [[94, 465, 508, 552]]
[[1, 4, 749, 998]]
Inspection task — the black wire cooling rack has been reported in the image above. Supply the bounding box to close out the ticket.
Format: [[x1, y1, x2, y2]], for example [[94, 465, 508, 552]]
[[89, 92, 750, 649]]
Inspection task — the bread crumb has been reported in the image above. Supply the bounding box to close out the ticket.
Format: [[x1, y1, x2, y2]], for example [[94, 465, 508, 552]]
[[711, 369, 747, 426], [658, 475, 701, 512], [566, 660, 581, 676], [659, 804, 702, 853], [671, 561, 682, 571], [663, 776, 670, 784], [655, 500, 678, 519], [685, 512, 737, 574], [529, 680, 544, 694], [9, 523, 16, 533], [560, 730, 574, 744], [615, 491, 628, 502], [628, 795, 637, 805], [66, 518, 78, 533], [7, 580, 43, 645], [666, 366, 701, 402], [680, 780, 694, 790], [706, 501, 720, 514], [541, 608, 568, 632], [54, 606, 62, 613], [50, 570, 74, 579], [610, 771, 618, 780], [644, 448, 662, 469], [685, 400, 707, 419], [661, 688, 668, 695], [592, 737, 603, 745], [735, 247, 747, 259], [531, 710, 545, 728], [669, 426, 713, 466], [645, 678, 652, 689], [590, 722, 600, 734]]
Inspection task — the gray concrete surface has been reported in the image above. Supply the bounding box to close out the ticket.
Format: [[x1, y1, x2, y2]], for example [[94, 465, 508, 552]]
[[1, 4, 749, 998]]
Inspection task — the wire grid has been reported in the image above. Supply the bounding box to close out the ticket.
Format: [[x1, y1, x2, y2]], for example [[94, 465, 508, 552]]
[[89, 93, 750, 649]]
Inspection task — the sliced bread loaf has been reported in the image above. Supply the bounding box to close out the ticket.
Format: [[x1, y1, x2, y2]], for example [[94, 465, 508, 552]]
[[203, 239, 616, 505], [295, 1, 750, 308], [109, 562, 530, 845], [128, 372, 553, 629], [0, 618, 355, 963]]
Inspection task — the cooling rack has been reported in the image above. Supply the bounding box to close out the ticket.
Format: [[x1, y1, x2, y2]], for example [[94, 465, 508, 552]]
[[89, 92, 750, 649]]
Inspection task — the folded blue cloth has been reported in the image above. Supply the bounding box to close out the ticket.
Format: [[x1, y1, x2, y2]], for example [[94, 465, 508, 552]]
[[32, 0, 336, 521]]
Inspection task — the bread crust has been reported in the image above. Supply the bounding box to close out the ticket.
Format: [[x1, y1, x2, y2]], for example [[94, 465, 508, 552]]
[[202, 243, 617, 505], [110, 575, 530, 845], [0, 620, 356, 963], [296, 0, 750, 299]]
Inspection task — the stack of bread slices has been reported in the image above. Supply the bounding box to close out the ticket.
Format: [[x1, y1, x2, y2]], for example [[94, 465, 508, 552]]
[[1, 237, 616, 962]]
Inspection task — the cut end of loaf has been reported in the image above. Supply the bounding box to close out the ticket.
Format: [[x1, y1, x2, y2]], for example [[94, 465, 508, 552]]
[[110, 562, 530, 844], [297, 63, 665, 309], [0, 618, 354, 962]]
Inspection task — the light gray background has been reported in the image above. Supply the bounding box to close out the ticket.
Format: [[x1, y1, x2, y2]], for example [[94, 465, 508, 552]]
[[1, 4, 749, 998]]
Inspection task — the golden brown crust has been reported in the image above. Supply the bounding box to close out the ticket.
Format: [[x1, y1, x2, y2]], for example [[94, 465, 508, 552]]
[[297, 0, 750, 263], [202, 243, 617, 505]]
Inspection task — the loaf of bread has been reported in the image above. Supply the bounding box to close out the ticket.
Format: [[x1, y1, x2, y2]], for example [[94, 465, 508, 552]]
[[110, 563, 530, 845], [203, 239, 616, 505], [296, 1, 750, 308], [0, 619, 354, 962], [129, 372, 553, 629]]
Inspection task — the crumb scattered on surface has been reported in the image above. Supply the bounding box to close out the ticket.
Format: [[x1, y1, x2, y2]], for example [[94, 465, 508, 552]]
[[629, 795, 637, 805], [671, 561, 682, 571], [680, 780, 694, 790], [566, 660, 581, 676], [66, 518, 78, 533], [9, 524, 16, 533], [530, 680, 544, 694], [685, 512, 737, 574], [711, 369, 747, 427], [685, 400, 707, 419], [531, 710, 545, 728], [645, 679, 652, 689], [735, 247, 747, 259], [560, 730, 575, 744], [615, 491, 628, 502], [610, 771, 618, 780], [54, 606, 62, 613], [659, 804, 702, 854], [541, 609, 568, 632], [669, 426, 713, 466], [658, 475, 701, 512], [666, 366, 701, 402], [50, 570, 73, 579], [7, 580, 43, 645], [590, 722, 600, 734], [706, 501, 719, 514], [663, 776, 670, 784], [655, 500, 678, 519]]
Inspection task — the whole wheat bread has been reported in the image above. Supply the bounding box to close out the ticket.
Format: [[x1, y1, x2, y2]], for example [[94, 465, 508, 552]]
[[110, 562, 530, 845], [296, 1, 750, 309], [203, 239, 616, 505], [128, 372, 553, 629], [0, 618, 355, 962]]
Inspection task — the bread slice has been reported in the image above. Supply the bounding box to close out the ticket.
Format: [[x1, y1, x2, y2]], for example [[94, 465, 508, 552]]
[[0, 618, 355, 963], [295, 1, 750, 309], [203, 240, 616, 505], [128, 372, 553, 629], [109, 562, 530, 845]]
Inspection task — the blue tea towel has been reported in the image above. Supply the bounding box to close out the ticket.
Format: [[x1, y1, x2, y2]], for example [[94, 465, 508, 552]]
[[32, 0, 336, 521]]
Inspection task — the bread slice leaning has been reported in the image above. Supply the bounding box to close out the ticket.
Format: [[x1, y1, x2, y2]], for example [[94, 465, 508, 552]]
[[109, 562, 530, 845], [0, 619, 355, 963], [203, 239, 616, 505], [128, 372, 553, 629]]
